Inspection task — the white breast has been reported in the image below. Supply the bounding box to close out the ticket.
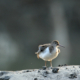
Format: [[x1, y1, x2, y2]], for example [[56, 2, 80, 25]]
[[39, 47, 59, 61]]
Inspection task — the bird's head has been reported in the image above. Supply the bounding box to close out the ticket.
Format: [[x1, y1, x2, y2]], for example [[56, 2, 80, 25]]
[[52, 40, 65, 48]]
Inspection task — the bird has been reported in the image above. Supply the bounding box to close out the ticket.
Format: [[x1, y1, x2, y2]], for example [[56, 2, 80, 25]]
[[35, 40, 64, 67]]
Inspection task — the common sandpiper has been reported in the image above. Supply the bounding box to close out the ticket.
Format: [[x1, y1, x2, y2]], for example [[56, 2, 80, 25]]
[[35, 40, 64, 67]]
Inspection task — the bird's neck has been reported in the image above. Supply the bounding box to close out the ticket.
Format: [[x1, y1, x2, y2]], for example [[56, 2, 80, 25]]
[[51, 44, 57, 48]]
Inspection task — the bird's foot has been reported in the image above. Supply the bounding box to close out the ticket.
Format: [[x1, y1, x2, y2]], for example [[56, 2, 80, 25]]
[[42, 66, 46, 70], [48, 66, 53, 69]]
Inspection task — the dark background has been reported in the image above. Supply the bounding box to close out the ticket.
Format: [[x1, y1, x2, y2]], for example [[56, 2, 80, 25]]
[[0, 0, 80, 70]]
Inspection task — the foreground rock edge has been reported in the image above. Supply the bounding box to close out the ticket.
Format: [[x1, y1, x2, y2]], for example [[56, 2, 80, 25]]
[[0, 65, 80, 80]]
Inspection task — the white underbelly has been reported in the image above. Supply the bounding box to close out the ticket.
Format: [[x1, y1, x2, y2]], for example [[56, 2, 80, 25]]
[[39, 47, 59, 61]]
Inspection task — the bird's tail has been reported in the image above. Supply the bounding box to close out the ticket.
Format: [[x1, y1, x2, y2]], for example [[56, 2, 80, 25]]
[[35, 52, 39, 59]]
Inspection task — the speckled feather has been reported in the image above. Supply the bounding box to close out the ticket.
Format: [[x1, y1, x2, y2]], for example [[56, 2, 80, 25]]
[[35, 44, 50, 59]]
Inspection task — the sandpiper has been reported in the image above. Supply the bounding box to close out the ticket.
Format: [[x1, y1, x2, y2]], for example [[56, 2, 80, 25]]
[[35, 40, 64, 67]]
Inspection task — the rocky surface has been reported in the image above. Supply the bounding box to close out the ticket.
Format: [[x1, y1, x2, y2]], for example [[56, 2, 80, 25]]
[[0, 65, 80, 80]]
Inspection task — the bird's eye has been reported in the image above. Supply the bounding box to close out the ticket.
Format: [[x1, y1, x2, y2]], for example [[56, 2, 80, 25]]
[[55, 42, 57, 44], [55, 42, 58, 45]]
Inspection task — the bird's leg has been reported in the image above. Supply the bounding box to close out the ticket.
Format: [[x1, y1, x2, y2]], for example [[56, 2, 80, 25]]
[[50, 60, 52, 67], [45, 61, 47, 67]]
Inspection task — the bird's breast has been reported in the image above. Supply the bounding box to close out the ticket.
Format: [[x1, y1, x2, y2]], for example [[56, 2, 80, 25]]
[[39, 47, 59, 61], [51, 47, 58, 54]]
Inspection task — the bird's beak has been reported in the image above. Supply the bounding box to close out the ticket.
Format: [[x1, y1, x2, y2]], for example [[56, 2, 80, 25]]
[[59, 45, 65, 48]]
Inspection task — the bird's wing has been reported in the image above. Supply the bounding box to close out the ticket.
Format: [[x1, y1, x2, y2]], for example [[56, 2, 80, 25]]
[[35, 43, 50, 59], [35, 51, 40, 59], [39, 43, 50, 52]]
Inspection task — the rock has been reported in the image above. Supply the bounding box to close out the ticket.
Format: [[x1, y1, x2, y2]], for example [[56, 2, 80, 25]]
[[34, 78, 38, 80], [52, 68, 59, 73], [43, 72, 47, 77], [64, 64, 67, 66], [44, 71, 49, 74], [0, 65, 79, 80], [69, 73, 77, 79], [0, 72, 8, 76], [38, 70, 40, 73], [58, 65, 61, 67], [0, 76, 10, 80], [42, 66, 46, 70]]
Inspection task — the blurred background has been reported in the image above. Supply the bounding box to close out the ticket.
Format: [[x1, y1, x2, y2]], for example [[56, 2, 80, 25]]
[[0, 0, 80, 70]]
